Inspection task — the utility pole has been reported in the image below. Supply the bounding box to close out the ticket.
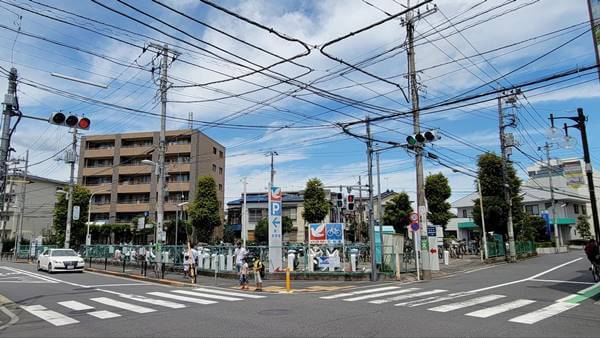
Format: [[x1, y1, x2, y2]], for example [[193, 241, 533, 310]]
[[267, 151, 278, 185], [0, 162, 15, 253], [477, 178, 489, 261], [242, 177, 248, 247], [0, 68, 17, 231], [188, 112, 193, 129], [358, 176, 363, 241], [406, 0, 435, 279], [541, 142, 560, 252], [14, 150, 28, 253], [366, 118, 377, 281], [498, 91, 517, 262], [375, 150, 385, 267], [64, 129, 77, 249]]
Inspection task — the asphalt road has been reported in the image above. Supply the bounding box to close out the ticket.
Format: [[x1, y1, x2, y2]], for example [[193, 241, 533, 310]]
[[1, 251, 598, 337]]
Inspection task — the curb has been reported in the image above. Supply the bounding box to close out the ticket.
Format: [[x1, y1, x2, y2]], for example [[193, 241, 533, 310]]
[[85, 268, 198, 288]]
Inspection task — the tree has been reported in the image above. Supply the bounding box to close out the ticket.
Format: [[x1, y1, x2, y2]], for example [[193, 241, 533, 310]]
[[425, 172, 453, 229], [576, 215, 593, 240], [302, 178, 329, 223], [52, 185, 90, 247], [383, 192, 413, 234], [253, 216, 293, 244], [516, 215, 547, 242], [471, 153, 524, 235], [188, 176, 222, 243]]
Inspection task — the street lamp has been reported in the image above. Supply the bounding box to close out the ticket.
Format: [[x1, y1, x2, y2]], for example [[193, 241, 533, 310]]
[[86, 189, 110, 246], [176, 201, 189, 245]]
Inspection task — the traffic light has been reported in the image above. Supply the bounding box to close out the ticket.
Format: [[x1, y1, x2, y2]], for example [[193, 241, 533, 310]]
[[49, 112, 90, 130], [336, 192, 343, 208], [347, 194, 354, 211], [406, 130, 439, 145]]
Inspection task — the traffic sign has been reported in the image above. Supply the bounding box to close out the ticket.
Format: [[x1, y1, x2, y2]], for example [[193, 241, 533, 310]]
[[427, 226, 436, 237], [410, 223, 420, 232], [409, 212, 418, 223]]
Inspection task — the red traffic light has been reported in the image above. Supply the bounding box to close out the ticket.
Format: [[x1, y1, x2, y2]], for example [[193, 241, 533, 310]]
[[78, 117, 90, 130], [347, 194, 354, 203]]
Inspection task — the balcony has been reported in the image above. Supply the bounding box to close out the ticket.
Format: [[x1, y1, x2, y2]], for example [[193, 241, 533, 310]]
[[166, 182, 190, 192], [89, 204, 110, 213], [119, 146, 154, 156], [166, 163, 190, 172], [115, 203, 150, 213], [82, 167, 113, 176], [86, 183, 112, 194], [83, 148, 114, 158], [118, 183, 151, 193], [166, 143, 191, 154], [118, 165, 152, 175]]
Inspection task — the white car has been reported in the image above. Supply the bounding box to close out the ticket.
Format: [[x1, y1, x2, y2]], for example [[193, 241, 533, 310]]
[[37, 248, 85, 273]]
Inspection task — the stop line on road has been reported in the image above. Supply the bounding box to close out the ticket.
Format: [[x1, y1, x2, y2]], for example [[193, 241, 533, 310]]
[[20, 287, 267, 327], [319, 285, 580, 325]]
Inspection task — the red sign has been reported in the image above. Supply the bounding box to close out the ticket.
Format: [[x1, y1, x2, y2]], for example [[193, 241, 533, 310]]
[[309, 223, 326, 243]]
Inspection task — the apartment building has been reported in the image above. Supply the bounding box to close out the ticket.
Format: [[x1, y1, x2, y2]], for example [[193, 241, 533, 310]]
[[78, 129, 225, 230]]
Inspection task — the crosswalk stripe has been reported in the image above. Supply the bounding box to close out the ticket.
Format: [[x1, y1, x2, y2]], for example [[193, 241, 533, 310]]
[[148, 292, 217, 305], [369, 289, 445, 305], [90, 297, 156, 314], [172, 290, 242, 301], [466, 299, 536, 318], [88, 310, 121, 319], [429, 295, 506, 312], [344, 288, 419, 302], [192, 288, 266, 299], [320, 286, 400, 300], [58, 301, 94, 311], [508, 302, 579, 324], [96, 289, 186, 309], [398, 293, 472, 307], [21, 305, 79, 326]]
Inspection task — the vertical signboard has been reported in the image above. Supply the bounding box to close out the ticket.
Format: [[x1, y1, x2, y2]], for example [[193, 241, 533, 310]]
[[588, 0, 600, 83], [268, 186, 282, 271]]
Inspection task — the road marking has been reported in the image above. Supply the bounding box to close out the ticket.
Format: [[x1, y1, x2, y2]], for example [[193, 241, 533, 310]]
[[465, 299, 536, 318], [87, 310, 120, 319], [464, 266, 496, 274], [172, 290, 242, 301], [86, 283, 147, 287], [147, 292, 217, 305], [429, 294, 506, 312], [369, 289, 445, 305], [90, 297, 156, 314], [397, 292, 472, 307], [96, 289, 186, 309], [320, 286, 400, 300], [0, 306, 19, 330], [0, 267, 58, 284], [529, 279, 595, 285], [192, 287, 266, 299], [21, 305, 79, 326], [508, 302, 579, 324], [344, 288, 419, 302], [58, 301, 94, 311], [527, 258, 583, 280], [556, 281, 600, 304]]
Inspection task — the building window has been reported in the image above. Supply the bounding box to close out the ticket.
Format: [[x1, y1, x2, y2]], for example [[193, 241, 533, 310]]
[[91, 194, 111, 205], [167, 191, 189, 203], [525, 205, 539, 216], [574, 204, 579, 214], [85, 176, 112, 186], [582, 204, 587, 215], [90, 213, 109, 222], [249, 208, 264, 223], [120, 174, 151, 185], [87, 141, 114, 149], [544, 202, 552, 210], [166, 155, 190, 164], [120, 156, 152, 166], [283, 207, 297, 220], [462, 209, 467, 218], [219, 167, 223, 175], [212, 164, 217, 172], [166, 173, 190, 183], [117, 193, 150, 204], [213, 147, 217, 155], [167, 136, 191, 145], [121, 138, 153, 148], [85, 158, 113, 168], [219, 150, 223, 159], [218, 184, 223, 191]]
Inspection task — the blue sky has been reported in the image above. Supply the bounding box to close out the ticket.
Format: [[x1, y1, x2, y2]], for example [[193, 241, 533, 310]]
[[1, 0, 599, 207]]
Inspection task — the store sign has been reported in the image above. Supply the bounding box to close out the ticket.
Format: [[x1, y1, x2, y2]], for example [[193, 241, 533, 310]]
[[309, 223, 344, 244], [268, 186, 282, 271]]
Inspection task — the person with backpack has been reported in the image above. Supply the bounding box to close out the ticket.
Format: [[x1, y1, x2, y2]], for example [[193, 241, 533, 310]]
[[253, 255, 264, 292]]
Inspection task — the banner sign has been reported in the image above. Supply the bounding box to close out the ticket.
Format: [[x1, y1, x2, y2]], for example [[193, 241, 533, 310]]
[[563, 161, 584, 189], [268, 186, 282, 271], [309, 223, 344, 245], [318, 256, 340, 269]]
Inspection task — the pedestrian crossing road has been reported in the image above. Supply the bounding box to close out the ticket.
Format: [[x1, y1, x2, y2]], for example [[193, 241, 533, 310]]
[[319, 284, 582, 325], [19, 287, 267, 327]]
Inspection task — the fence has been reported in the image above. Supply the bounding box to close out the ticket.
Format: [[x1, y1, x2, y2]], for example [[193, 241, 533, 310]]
[[486, 238, 535, 259], [81, 243, 416, 277]]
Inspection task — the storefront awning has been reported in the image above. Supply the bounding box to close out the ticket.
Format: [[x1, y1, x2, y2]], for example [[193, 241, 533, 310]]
[[458, 221, 478, 229], [551, 218, 576, 225]]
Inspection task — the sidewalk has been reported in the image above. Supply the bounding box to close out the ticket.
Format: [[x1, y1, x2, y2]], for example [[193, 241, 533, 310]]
[[433, 255, 494, 278]]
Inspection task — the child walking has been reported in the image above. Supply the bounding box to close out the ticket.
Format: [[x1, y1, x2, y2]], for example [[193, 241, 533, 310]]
[[253, 256, 264, 292], [240, 257, 249, 290]]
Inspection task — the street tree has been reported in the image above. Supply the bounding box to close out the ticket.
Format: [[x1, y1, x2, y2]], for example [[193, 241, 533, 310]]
[[254, 216, 293, 244], [516, 215, 547, 242], [52, 185, 90, 247], [425, 172, 453, 229], [302, 178, 329, 223], [471, 153, 524, 235], [383, 192, 413, 234], [188, 176, 222, 243], [576, 215, 593, 240]]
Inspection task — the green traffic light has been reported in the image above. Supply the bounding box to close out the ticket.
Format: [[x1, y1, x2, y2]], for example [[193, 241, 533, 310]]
[[406, 135, 417, 145]]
